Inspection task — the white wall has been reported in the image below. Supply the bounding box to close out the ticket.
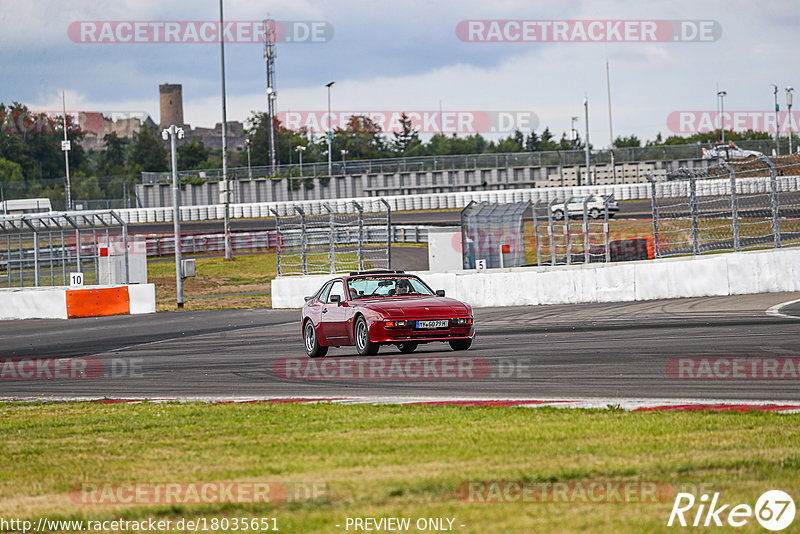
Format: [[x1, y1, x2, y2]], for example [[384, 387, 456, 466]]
[[270, 248, 800, 309], [0, 287, 69, 320], [129, 284, 156, 315]]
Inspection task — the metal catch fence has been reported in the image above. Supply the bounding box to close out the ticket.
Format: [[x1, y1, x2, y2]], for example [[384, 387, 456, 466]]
[[273, 200, 391, 276], [531, 198, 612, 266], [0, 210, 130, 287], [647, 156, 800, 257], [461, 201, 530, 269]]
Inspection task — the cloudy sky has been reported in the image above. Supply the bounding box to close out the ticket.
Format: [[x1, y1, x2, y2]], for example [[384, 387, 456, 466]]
[[2, 0, 798, 145]]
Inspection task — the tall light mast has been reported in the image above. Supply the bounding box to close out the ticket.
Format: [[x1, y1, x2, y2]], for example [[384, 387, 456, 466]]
[[264, 18, 278, 176]]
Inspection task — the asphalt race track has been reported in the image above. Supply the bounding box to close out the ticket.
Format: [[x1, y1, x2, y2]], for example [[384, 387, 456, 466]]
[[1, 293, 799, 402]]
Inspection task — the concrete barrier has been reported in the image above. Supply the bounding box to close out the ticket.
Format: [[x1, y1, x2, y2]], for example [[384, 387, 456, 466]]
[[0, 284, 156, 320], [270, 248, 800, 309]]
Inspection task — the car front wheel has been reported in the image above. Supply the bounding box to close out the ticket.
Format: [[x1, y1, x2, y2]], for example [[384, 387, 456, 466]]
[[355, 316, 379, 356], [397, 342, 418, 354], [553, 209, 564, 221], [449, 339, 472, 351], [304, 320, 328, 358], [590, 208, 601, 219]]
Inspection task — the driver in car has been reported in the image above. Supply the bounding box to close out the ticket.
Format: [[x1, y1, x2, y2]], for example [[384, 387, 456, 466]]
[[396, 279, 412, 295]]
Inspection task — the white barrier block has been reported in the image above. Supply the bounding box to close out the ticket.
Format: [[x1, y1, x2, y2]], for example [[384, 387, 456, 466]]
[[0, 288, 68, 320], [726, 251, 762, 295], [633, 260, 673, 301], [667, 255, 729, 298], [755, 249, 791, 293], [271, 274, 333, 309], [128, 284, 156, 315], [536, 268, 577, 304], [595, 263, 636, 302]]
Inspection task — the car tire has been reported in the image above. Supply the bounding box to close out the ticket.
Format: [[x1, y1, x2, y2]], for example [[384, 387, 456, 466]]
[[304, 320, 328, 358], [397, 342, 418, 354], [553, 209, 564, 221], [449, 339, 472, 351], [355, 316, 379, 356], [589, 208, 601, 219]]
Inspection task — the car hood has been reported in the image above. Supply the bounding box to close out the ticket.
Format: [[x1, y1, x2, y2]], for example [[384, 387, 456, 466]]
[[355, 296, 470, 316]]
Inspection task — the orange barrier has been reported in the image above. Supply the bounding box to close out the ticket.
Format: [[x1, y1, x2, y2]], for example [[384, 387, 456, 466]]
[[645, 236, 654, 259], [66, 287, 130, 319]]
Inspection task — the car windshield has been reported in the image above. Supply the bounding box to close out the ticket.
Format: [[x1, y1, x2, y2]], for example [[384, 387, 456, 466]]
[[347, 276, 435, 299]]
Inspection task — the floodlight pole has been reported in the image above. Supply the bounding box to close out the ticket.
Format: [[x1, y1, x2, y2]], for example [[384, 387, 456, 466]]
[[220, 0, 231, 259], [787, 87, 795, 154], [326, 81, 335, 176], [583, 96, 591, 186], [62, 91, 72, 210], [772, 84, 780, 155], [163, 125, 185, 308], [717, 90, 727, 143]]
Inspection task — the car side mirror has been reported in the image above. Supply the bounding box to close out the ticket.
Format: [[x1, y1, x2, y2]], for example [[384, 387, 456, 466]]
[[330, 294, 341, 304], [304, 296, 312, 302], [435, 289, 445, 297]]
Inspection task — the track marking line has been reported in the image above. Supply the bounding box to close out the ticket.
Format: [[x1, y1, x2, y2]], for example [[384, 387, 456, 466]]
[[766, 298, 800, 319]]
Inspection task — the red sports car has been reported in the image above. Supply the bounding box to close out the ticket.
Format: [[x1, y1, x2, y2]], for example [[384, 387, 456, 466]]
[[301, 271, 475, 357]]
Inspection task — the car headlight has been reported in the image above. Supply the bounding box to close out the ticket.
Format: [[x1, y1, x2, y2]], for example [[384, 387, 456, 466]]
[[452, 317, 473, 325]]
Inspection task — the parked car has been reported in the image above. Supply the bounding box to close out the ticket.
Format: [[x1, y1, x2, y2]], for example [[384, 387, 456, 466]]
[[301, 270, 475, 357], [701, 142, 763, 160], [550, 195, 619, 220]]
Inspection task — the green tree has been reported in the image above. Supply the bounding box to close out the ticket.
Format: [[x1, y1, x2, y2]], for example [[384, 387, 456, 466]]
[[128, 125, 168, 173], [537, 127, 559, 151], [332, 115, 387, 160], [390, 113, 423, 156], [96, 132, 128, 175], [614, 134, 642, 148], [493, 130, 525, 153], [0, 157, 25, 198], [178, 137, 211, 170]]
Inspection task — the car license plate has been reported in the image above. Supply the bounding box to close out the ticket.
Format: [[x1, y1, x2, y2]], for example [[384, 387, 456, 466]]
[[416, 320, 449, 329]]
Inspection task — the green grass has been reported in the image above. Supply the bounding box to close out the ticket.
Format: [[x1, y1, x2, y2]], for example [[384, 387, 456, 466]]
[[148, 253, 277, 311], [2, 403, 799, 533]]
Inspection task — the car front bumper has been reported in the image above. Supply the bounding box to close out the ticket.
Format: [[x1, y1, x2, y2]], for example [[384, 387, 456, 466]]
[[368, 318, 475, 344]]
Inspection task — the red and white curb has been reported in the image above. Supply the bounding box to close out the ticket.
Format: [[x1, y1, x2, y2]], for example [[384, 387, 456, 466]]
[[2, 396, 799, 413]]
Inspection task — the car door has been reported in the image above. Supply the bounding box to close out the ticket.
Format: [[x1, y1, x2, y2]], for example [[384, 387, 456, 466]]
[[305, 281, 330, 337], [320, 280, 350, 343]]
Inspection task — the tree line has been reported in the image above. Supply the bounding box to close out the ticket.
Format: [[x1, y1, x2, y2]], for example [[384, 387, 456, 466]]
[[0, 102, 777, 207]]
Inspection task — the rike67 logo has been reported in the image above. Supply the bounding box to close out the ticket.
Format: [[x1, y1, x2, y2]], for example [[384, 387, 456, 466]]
[[668, 490, 795, 531]]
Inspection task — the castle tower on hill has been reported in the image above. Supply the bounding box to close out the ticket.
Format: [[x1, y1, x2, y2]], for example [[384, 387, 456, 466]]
[[159, 83, 184, 129]]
